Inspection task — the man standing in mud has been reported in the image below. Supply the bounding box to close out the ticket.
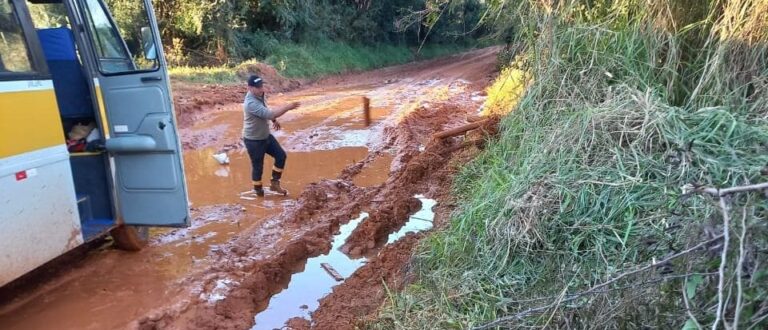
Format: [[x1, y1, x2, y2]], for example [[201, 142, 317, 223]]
[[243, 75, 300, 196]]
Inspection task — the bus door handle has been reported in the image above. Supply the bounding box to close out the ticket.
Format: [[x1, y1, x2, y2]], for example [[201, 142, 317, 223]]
[[141, 76, 163, 83], [105, 136, 157, 153]]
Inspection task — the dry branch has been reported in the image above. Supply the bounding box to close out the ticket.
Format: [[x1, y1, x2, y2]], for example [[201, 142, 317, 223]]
[[695, 182, 768, 330], [700, 182, 768, 197], [471, 235, 725, 330], [712, 197, 731, 330], [433, 120, 490, 139]]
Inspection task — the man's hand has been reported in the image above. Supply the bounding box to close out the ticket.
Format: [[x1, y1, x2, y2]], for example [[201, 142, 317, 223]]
[[272, 120, 282, 131], [271, 102, 301, 119]]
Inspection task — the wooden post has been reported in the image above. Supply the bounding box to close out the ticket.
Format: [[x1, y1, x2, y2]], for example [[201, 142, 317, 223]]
[[362, 96, 371, 127]]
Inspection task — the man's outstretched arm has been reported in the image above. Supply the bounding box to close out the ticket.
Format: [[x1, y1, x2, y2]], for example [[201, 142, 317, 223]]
[[270, 102, 300, 119], [246, 101, 300, 120]]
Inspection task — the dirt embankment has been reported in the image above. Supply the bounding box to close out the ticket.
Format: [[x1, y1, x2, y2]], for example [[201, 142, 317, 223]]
[[309, 116, 499, 330], [137, 91, 499, 329]]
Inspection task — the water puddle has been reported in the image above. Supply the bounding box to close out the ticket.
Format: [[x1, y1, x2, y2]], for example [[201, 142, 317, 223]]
[[251, 195, 436, 330], [252, 213, 368, 330], [386, 195, 436, 244], [184, 147, 373, 207]]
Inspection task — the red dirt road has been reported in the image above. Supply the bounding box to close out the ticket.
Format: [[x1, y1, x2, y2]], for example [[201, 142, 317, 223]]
[[0, 47, 500, 330]]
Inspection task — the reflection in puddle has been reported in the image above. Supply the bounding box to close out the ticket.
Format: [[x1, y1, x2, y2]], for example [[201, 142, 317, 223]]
[[386, 195, 435, 244], [253, 213, 369, 330], [251, 195, 436, 329]]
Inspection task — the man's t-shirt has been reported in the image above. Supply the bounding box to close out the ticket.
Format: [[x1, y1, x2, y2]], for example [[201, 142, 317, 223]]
[[243, 91, 275, 140]]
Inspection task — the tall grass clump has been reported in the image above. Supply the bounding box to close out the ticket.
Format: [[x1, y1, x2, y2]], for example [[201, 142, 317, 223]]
[[373, 0, 768, 329]]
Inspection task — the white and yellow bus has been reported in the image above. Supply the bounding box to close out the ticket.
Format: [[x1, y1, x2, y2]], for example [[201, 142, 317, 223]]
[[0, 0, 189, 287]]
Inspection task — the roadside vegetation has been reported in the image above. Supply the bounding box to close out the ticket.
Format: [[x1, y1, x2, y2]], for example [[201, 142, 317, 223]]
[[168, 42, 470, 83], [374, 0, 768, 329], [107, 0, 490, 81]]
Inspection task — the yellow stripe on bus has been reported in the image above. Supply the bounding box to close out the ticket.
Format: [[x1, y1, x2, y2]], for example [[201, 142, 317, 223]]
[[94, 86, 110, 138], [0, 90, 63, 159]]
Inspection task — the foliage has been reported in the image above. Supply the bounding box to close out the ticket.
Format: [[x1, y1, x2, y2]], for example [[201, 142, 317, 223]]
[[481, 61, 528, 116], [168, 41, 469, 82], [264, 40, 467, 78], [167, 65, 238, 84], [102, 0, 492, 66], [372, 0, 768, 329]]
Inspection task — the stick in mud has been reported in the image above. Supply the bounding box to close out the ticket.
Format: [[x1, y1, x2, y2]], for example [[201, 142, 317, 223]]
[[320, 263, 345, 282], [363, 96, 371, 127], [433, 119, 490, 140]]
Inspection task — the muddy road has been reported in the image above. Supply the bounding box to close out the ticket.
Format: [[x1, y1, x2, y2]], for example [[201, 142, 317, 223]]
[[0, 47, 500, 330]]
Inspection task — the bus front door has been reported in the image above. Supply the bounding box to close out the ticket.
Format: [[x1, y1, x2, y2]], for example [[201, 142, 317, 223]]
[[77, 0, 189, 227]]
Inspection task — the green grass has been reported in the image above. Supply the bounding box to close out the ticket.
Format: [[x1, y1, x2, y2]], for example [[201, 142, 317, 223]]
[[169, 41, 474, 83], [264, 41, 470, 78], [168, 65, 238, 84], [371, 1, 768, 329]]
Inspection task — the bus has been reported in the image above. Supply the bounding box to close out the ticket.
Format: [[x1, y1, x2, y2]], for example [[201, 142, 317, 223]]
[[0, 0, 189, 287]]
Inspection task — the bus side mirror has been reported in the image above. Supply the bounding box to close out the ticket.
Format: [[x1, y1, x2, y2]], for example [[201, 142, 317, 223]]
[[140, 27, 157, 60]]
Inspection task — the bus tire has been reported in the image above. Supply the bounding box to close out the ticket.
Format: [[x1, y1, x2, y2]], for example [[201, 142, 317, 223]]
[[110, 225, 149, 251]]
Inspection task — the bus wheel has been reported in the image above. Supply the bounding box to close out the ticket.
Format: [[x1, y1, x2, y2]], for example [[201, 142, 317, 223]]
[[110, 225, 149, 251]]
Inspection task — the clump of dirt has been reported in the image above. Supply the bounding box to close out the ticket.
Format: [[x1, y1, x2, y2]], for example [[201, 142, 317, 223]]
[[340, 197, 422, 256], [285, 317, 311, 330], [338, 142, 445, 256], [234, 61, 300, 92], [172, 83, 244, 129], [310, 233, 423, 330], [339, 104, 476, 257], [379, 102, 459, 153]]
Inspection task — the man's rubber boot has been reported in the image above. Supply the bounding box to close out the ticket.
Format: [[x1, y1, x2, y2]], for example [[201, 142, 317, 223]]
[[254, 187, 265, 197], [269, 180, 288, 196]]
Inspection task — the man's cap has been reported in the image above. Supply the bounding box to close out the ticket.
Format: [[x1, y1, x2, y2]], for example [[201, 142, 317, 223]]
[[247, 75, 264, 87]]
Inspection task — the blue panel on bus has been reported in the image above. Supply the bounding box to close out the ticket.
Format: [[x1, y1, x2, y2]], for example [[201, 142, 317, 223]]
[[37, 28, 78, 61], [37, 28, 94, 119], [70, 155, 115, 240]]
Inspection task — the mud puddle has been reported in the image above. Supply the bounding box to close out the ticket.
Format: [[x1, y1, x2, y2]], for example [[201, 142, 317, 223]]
[[253, 195, 437, 330], [184, 147, 372, 207], [0, 204, 246, 330]]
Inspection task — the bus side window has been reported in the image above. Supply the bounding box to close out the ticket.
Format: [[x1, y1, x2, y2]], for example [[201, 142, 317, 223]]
[[27, 1, 71, 30], [0, 0, 33, 73]]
